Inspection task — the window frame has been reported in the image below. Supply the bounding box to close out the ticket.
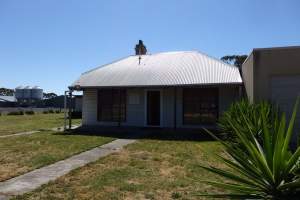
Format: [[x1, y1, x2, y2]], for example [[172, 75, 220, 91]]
[[182, 87, 219, 125], [97, 89, 127, 122]]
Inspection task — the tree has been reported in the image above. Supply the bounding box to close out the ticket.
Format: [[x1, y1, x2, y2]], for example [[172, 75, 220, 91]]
[[221, 55, 248, 69], [0, 88, 14, 96], [43, 92, 57, 99]]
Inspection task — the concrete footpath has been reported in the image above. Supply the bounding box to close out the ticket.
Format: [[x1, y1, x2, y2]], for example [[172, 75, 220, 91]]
[[0, 125, 80, 139], [0, 131, 40, 139], [0, 138, 136, 200]]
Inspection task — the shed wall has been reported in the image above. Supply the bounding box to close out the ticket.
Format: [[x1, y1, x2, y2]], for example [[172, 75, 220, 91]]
[[254, 47, 300, 102], [241, 47, 300, 147], [242, 53, 254, 102]]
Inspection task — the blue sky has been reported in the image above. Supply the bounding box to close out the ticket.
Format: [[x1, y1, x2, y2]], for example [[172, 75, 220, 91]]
[[1, 0, 300, 95]]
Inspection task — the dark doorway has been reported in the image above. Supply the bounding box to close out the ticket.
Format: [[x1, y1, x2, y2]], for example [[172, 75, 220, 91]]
[[147, 90, 161, 126]]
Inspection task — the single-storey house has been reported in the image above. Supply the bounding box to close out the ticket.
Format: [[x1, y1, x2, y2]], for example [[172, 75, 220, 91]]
[[70, 45, 300, 134], [70, 50, 242, 128]]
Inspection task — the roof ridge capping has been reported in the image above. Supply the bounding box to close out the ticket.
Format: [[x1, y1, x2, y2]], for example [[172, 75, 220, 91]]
[[79, 51, 189, 75], [191, 50, 239, 69], [151, 50, 237, 68], [81, 55, 133, 75], [81, 50, 238, 76]]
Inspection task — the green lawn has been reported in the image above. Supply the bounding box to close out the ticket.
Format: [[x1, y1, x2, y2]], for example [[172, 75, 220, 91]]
[[0, 131, 114, 181], [15, 138, 227, 200], [0, 113, 81, 136]]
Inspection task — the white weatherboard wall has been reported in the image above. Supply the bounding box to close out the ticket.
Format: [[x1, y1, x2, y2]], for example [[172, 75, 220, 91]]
[[82, 89, 97, 126], [82, 89, 145, 126], [82, 86, 240, 128]]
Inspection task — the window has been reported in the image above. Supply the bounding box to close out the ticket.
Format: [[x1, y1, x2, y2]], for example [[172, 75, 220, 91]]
[[97, 89, 126, 122], [183, 88, 218, 124]]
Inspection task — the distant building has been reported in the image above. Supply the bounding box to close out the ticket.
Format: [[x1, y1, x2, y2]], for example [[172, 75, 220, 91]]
[[0, 95, 17, 107], [15, 86, 43, 106]]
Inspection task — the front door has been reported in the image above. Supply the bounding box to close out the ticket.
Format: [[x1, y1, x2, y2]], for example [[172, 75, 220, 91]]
[[147, 91, 161, 126]]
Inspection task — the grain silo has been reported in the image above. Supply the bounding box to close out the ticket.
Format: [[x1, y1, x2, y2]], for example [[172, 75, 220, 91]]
[[31, 86, 43, 100], [14, 86, 24, 99], [14, 86, 43, 106], [23, 86, 32, 99]]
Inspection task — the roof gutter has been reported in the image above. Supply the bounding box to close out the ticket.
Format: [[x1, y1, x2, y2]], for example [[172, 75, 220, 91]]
[[68, 82, 244, 91]]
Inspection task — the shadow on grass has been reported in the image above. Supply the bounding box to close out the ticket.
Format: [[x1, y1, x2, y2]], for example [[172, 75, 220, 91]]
[[58, 126, 220, 142]]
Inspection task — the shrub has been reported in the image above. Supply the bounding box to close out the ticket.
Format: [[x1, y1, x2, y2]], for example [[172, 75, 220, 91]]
[[48, 109, 54, 114], [218, 99, 279, 144], [43, 111, 49, 114], [55, 110, 60, 113], [200, 99, 300, 199], [7, 111, 24, 115], [25, 110, 35, 115]]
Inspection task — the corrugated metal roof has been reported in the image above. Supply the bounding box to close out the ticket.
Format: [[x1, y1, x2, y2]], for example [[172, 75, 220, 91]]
[[0, 96, 16, 102], [72, 51, 242, 88]]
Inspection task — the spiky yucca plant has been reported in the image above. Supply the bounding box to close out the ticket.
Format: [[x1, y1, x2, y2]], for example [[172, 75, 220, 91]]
[[218, 99, 279, 143], [201, 100, 300, 199]]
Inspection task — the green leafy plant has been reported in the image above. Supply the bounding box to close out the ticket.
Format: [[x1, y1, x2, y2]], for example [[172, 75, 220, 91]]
[[219, 99, 279, 144], [201, 99, 300, 199]]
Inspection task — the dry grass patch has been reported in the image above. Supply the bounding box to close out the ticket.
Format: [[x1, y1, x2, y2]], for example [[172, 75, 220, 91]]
[[15, 138, 228, 200], [0, 113, 81, 136], [0, 131, 114, 181]]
